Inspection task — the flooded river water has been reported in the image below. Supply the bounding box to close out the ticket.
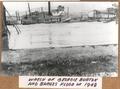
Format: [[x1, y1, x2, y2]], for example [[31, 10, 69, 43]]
[[8, 21, 118, 49]]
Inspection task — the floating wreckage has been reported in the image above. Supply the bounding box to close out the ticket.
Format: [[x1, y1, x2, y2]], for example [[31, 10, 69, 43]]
[[21, 1, 71, 25]]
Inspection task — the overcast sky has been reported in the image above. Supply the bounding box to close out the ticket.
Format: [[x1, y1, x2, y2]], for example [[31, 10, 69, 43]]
[[3, 2, 117, 15]]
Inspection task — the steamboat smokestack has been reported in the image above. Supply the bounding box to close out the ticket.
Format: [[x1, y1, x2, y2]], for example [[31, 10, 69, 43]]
[[28, 3, 31, 16], [48, 1, 52, 15]]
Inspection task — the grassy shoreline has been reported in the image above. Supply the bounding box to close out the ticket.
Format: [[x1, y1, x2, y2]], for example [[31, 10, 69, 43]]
[[1, 44, 118, 76]]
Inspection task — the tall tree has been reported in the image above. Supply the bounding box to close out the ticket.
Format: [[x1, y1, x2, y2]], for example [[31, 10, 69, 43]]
[[2, 6, 10, 50]]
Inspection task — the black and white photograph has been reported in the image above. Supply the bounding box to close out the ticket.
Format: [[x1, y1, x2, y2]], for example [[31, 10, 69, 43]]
[[0, 2, 118, 76]]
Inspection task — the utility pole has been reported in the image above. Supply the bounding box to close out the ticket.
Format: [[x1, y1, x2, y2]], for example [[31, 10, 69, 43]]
[[16, 11, 18, 21], [67, 7, 69, 17], [41, 7, 43, 12], [107, 8, 110, 19], [17, 11, 20, 21], [25, 11, 28, 19], [41, 7, 45, 19]]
